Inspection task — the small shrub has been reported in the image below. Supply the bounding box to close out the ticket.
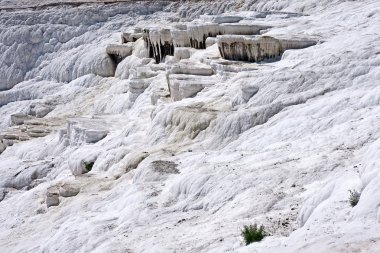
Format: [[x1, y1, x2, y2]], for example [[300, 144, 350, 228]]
[[241, 224, 266, 245], [84, 162, 94, 172], [349, 189, 360, 207]]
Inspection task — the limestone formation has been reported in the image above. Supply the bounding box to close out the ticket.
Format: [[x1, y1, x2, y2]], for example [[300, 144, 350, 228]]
[[217, 35, 317, 62], [206, 37, 218, 48], [58, 183, 80, 197], [171, 27, 191, 47], [106, 43, 133, 65], [60, 117, 109, 146], [218, 35, 281, 62], [121, 32, 143, 43], [143, 28, 174, 63], [129, 78, 151, 96], [125, 152, 150, 172], [219, 24, 269, 35], [168, 74, 218, 101], [166, 59, 216, 101], [46, 186, 60, 208], [187, 24, 220, 49], [151, 160, 179, 174], [210, 59, 258, 75], [28, 103, 53, 118], [129, 66, 159, 80], [0, 117, 63, 153], [278, 37, 318, 51], [10, 113, 31, 125], [187, 23, 270, 49], [169, 61, 214, 76], [200, 15, 244, 24], [128, 22, 269, 62], [173, 47, 196, 61]]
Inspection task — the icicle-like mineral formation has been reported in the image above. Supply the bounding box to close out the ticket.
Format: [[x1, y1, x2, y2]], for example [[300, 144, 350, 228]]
[[171, 24, 190, 47], [106, 43, 133, 65], [187, 24, 221, 49], [217, 35, 317, 62], [219, 24, 269, 35], [143, 27, 174, 63], [187, 23, 270, 49]]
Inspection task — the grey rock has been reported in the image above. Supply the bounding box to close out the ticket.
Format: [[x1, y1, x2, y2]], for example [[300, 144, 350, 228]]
[[46, 186, 60, 207], [59, 183, 80, 197], [151, 160, 179, 174]]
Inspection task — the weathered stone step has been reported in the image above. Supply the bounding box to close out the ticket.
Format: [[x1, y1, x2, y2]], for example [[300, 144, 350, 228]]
[[168, 74, 219, 101], [169, 60, 214, 76]]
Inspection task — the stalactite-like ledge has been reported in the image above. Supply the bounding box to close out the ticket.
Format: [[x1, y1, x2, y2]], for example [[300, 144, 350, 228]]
[[143, 27, 174, 63], [121, 32, 143, 43], [106, 43, 133, 65], [187, 23, 270, 49], [217, 35, 317, 62]]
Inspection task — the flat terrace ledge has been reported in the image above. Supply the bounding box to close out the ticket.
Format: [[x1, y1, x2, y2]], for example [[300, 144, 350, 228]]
[[217, 35, 317, 62], [106, 43, 133, 65]]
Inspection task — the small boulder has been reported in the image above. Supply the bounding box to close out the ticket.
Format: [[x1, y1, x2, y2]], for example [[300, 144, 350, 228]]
[[58, 183, 80, 197], [46, 186, 60, 207]]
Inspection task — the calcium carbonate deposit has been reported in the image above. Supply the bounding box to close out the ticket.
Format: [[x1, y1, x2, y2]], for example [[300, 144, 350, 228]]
[[0, 0, 379, 252]]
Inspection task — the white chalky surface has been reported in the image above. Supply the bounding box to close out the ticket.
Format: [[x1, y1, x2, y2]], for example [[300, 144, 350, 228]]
[[0, 0, 379, 252]]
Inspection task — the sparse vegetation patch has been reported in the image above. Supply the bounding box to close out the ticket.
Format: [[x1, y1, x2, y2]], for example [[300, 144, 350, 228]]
[[349, 189, 361, 207], [241, 224, 266, 245], [84, 162, 94, 172]]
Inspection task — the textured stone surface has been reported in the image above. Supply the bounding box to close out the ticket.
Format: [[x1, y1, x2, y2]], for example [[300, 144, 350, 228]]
[[168, 74, 218, 101], [217, 35, 316, 62], [59, 183, 80, 197], [46, 186, 60, 207]]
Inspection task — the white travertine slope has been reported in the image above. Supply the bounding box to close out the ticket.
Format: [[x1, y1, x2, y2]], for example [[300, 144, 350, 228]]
[[0, 0, 379, 253]]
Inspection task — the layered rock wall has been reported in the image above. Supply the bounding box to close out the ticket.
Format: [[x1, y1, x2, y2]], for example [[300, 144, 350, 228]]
[[217, 35, 316, 62]]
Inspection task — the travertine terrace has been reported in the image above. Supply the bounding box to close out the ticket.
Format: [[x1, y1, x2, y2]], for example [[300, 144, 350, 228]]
[[0, 0, 379, 253]]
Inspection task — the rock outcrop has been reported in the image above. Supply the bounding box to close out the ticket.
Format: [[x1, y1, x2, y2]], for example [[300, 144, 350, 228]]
[[187, 23, 270, 49], [200, 14, 244, 24], [46, 186, 60, 208], [171, 24, 191, 47], [60, 117, 109, 146], [121, 31, 143, 43], [167, 60, 216, 101], [217, 35, 317, 62], [46, 182, 81, 207], [187, 23, 221, 49], [58, 183, 80, 197], [143, 28, 174, 63], [168, 74, 218, 102], [0, 117, 63, 152], [106, 43, 133, 65]]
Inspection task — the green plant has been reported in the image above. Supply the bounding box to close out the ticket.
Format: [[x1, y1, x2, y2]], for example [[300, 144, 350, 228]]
[[84, 162, 94, 172], [349, 189, 361, 207], [241, 224, 266, 245]]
